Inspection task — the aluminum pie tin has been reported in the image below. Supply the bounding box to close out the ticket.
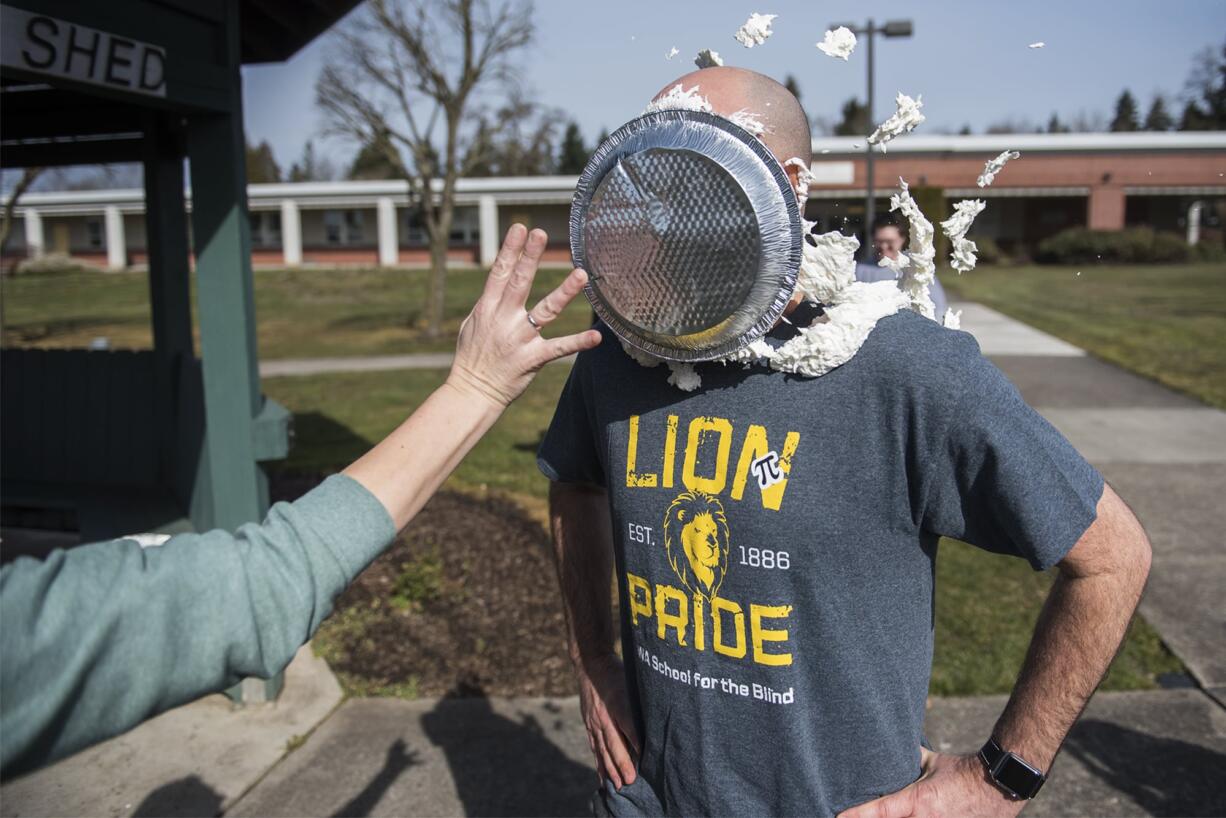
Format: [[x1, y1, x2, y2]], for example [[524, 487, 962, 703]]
[[570, 109, 802, 362]]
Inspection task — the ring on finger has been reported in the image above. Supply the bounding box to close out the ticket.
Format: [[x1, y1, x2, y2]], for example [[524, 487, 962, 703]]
[[526, 311, 542, 332]]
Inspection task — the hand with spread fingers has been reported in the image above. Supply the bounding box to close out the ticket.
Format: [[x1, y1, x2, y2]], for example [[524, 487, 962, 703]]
[[448, 224, 603, 408], [837, 748, 1026, 818], [579, 653, 641, 790]]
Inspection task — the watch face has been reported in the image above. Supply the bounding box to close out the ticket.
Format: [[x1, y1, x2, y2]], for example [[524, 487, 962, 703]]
[[995, 753, 1042, 798]]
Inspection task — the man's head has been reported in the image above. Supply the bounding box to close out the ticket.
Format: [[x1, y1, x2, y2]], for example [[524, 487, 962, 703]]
[[650, 67, 811, 194], [872, 221, 908, 261]]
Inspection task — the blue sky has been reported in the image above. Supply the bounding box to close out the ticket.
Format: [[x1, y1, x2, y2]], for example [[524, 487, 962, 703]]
[[239, 0, 1221, 172]]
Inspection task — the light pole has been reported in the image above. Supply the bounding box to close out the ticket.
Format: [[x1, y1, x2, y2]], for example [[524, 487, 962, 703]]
[[831, 19, 912, 255]]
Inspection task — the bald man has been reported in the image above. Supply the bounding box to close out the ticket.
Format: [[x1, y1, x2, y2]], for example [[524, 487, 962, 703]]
[[540, 68, 1150, 818]]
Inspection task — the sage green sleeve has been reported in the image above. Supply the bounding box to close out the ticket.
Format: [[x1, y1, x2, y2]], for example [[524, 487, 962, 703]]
[[0, 474, 395, 776]]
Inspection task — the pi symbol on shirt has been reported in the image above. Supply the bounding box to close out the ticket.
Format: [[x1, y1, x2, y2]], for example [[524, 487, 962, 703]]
[[751, 451, 784, 491]]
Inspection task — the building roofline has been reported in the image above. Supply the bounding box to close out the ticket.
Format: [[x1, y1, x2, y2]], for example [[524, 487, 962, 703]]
[[811, 131, 1226, 155]]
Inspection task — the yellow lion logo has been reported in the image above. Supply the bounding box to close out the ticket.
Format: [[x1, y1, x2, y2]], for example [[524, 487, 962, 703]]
[[663, 491, 730, 600]]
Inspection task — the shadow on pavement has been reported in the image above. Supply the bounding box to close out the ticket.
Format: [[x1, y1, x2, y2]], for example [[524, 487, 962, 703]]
[[421, 684, 594, 817], [133, 775, 223, 817], [1063, 719, 1226, 817], [331, 739, 420, 818]]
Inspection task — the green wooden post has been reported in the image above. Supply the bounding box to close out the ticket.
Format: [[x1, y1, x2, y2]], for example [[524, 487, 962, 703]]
[[185, 0, 278, 701], [143, 114, 201, 517]]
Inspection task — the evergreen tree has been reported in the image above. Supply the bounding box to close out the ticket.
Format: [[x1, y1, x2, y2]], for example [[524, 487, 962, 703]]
[[1046, 112, 1070, 133], [1110, 90, 1139, 131], [1179, 99, 1212, 131], [958, 124, 972, 135], [834, 98, 870, 136], [245, 140, 281, 183], [1143, 95, 1174, 131], [557, 122, 588, 174], [287, 141, 335, 182], [348, 137, 401, 179], [783, 74, 802, 103]]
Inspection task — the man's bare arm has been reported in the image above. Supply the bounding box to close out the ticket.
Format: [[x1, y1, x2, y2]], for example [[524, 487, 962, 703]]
[[841, 483, 1153, 817], [549, 481, 640, 789], [991, 482, 1152, 770], [550, 481, 617, 665]]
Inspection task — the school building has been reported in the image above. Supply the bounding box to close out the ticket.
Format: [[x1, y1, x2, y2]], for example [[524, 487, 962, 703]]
[[7, 131, 1226, 270]]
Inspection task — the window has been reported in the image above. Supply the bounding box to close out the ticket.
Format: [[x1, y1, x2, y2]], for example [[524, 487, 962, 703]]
[[400, 207, 479, 246], [248, 211, 282, 248], [323, 209, 366, 245], [86, 219, 103, 249], [344, 210, 364, 243]]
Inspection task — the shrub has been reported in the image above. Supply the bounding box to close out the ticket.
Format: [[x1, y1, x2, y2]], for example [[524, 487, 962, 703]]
[[973, 236, 1008, 265], [1193, 241, 1226, 264], [1036, 227, 1191, 264], [11, 253, 95, 276]]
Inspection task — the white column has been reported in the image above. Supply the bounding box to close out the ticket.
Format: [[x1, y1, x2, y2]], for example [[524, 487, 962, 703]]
[[1187, 200, 1203, 246], [376, 197, 398, 266], [104, 205, 126, 270], [478, 194, 499, 267], [22, 208, 44, 258], [280, 199, 302, 266]]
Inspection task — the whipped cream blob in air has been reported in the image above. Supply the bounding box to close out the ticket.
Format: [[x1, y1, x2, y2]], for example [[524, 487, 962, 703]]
[[881, 178, 937, 320], [867, 93, 925, 153], [978, 150, 1021, 187], [666, 46, 679, 60], [941, 199, 987, 273], [694, 49, 724, 68], [817, 26, 857, 60], [734, 13, 777, 47]]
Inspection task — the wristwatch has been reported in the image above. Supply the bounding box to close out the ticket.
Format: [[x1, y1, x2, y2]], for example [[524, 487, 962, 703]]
[[978, 737, 1046, 800]]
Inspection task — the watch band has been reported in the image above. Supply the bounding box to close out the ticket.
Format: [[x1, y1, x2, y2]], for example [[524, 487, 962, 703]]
[[978, 737, 1046, 800]]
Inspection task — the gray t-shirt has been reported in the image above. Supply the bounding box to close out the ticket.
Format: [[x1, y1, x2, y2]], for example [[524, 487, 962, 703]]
[[537, 308, 1103, 817]]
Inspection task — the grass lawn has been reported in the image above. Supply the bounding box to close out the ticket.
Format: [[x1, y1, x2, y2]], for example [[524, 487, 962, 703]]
[[942, 263, 1226, 409], [1, 265, 592, 360], [263, 367, 1184, 696]]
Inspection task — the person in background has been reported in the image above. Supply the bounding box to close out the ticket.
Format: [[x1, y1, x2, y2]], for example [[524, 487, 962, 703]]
[[0, 225, 600, 777], [855, 219, 950, 319]]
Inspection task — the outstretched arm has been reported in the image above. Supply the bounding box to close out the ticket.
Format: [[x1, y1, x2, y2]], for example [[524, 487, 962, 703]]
[[0, 225, 600, 776], [549, 480, 641, 790], [345, 225, 600, 529], [840, 484, 1152, 817]]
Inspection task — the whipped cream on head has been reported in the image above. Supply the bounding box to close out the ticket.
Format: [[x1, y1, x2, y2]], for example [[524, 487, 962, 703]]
[[734, 12, 776, 47], [728, 109, 767, 137], [817, 26, 857, 60], [867, 93, 925, 153], [784, 157, 816, 200], [643, 83, 714, 115], [694, 48, 724, 68], [885, 178, 937, 319], [941, 199, 987, 273], [978, 150, 1020, 188]]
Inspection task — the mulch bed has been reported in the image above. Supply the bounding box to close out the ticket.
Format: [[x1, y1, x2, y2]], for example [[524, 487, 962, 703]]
[[272, 473, 578, 698]]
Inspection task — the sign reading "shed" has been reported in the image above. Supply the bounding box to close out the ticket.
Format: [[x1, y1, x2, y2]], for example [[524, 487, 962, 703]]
[[1, 5, 166, 98]]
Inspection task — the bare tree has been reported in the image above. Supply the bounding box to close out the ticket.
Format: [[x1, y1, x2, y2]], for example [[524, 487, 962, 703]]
[[316, 0, 533, 338], [1, 167, 44, 271]]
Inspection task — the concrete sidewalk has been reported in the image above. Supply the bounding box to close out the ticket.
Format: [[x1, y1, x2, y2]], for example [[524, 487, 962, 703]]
[[4, 302, 1223, 818], [954, 303, 1226, 700], [224, 690, 1226, 818]]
